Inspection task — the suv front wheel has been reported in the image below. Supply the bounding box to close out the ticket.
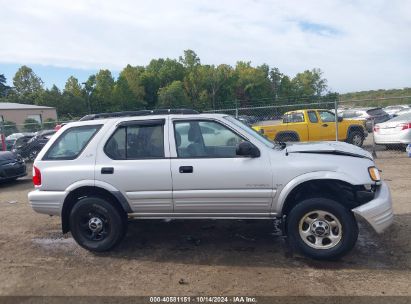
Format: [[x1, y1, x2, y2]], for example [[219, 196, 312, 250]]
[[287, 197, 358, 260], [69, 197, 127, 252]]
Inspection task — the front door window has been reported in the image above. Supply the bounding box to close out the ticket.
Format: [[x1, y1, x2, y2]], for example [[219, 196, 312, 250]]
[[174, 120, 244, 158]]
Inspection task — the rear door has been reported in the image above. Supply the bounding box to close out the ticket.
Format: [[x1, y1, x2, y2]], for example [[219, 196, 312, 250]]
[[95, 119, 173, 213], [306, 110, 322, 141]]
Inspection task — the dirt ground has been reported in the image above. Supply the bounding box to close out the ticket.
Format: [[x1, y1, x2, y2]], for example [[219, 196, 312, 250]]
[[0, 150, 410, 297]]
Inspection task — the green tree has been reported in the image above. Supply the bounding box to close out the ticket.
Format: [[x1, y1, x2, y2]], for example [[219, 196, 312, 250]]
[[93, 70, 115, 112], [3, 120, 18, 136], [23, 118, 41, 132], [292, 69, 327, 98], [43, 118, 56, 129], [36, 85, 62, 111], [113, 75, 142, 111], [199, 64, 234, 110], [12, 66, 44, 104], [113, 65, 146, 110], [179, 49, 200, 69], [64, 76, 83, 97], [269, 67, 283, 101], [278, 76, 294, 102], [158, 81, 190, 108], [62, 76, 88, 116], [0, 74, 11, 97], [157, 59, 185, 86], [234, 62, 272, 106], [120, 65, 145, 99]]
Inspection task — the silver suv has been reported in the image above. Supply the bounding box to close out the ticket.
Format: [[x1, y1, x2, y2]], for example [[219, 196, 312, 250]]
[[29, 110, 393, 260]]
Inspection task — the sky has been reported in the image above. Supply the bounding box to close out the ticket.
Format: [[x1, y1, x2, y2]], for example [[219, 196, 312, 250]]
[[0, 0, 410, 93]]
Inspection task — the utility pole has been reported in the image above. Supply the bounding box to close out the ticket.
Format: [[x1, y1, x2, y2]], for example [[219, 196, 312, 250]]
[[334, 97, 339, 141], [0, 121, 5, 151], [82, 82, 93, 114]]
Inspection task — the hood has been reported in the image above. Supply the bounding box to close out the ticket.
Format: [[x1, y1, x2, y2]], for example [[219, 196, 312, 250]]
[[0, 151, 18, 161], [285, 141, 373, 160], [0, 151, 19, 164]]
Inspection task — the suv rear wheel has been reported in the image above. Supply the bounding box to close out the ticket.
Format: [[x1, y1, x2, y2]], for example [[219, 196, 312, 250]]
[[69, 197, 127, 252], [286, 197, 358, 260]]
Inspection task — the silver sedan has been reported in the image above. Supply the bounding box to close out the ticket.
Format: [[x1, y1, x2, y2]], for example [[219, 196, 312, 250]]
[[374, 113, 411, 145]]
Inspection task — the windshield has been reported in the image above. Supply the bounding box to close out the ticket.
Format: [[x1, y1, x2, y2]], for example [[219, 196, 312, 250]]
[[224, 116, 275, 148], [388, 113, 411, 122]]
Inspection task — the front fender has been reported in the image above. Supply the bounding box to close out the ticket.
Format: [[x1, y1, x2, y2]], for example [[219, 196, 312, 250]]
[[273, 171, 364, 214]]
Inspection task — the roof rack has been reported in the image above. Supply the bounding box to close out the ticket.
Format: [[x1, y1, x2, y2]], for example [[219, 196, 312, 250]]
[[79, 109, 199, 121]]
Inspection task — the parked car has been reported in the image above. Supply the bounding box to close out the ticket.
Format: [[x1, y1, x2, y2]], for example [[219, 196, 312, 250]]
[[5, 133, 35, 151], [0, 151, 26, 181], [237, 115, 259, 126], [252, 109, 367, 147], [28, 109, 393, 260], [393, 107, 411, 118], [374, 113, 411, 148], [383, 105, 410, 117], [13, 129, 56, 161], [55, 123, 67, 131], [341, 108, 390, 132]]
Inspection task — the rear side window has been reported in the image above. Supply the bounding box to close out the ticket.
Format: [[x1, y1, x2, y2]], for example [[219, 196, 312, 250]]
[[366, 108, 386, 116], [283, 113, 304, 123], [105, 121, 164, 160], [342, 110, 359, 118], [44, 125, 101, 160]]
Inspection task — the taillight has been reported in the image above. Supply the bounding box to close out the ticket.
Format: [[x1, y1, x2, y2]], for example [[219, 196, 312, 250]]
[[32, 165, 41, 186], [399, 123, 411, 130], [373, 125, 380, 132]]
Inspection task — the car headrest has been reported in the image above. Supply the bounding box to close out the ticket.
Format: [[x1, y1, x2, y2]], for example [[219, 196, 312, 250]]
[[188, 126, 201, 143]]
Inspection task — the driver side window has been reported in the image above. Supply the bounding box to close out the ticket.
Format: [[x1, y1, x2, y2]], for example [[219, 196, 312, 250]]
[[174, 120, 244, 158], [318, 111, 335, 123]]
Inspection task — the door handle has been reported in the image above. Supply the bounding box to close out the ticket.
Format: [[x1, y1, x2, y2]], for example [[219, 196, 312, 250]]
[[179, 166, 193, 173], [101, 167, 114, 174], [322, 124, 328, 127]]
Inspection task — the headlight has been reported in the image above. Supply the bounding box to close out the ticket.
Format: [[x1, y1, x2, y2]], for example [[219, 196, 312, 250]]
[[368, 166, 381, 182]]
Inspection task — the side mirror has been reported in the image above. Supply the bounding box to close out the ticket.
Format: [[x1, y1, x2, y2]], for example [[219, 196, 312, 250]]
[[236, 141, 260, 158], [338, 116, 343, 122]]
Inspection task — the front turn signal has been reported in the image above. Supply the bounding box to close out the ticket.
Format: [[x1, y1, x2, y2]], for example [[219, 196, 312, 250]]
[[368, 166, 381, 182]]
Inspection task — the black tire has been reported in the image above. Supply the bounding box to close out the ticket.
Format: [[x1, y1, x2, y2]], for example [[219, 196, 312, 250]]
[[276, 133, 299, 142], [385, 144, 406, 151], [347, 130, 364, 147], [69, 196, 127, 252], [286, 197, 358, 260]]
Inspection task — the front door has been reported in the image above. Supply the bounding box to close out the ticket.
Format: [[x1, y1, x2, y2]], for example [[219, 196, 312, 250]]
[[317, 110, 337, 140], [170, 119, 274, 215]]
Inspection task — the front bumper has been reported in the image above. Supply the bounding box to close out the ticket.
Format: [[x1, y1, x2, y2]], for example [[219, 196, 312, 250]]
[[352, 181, 393, 233], [28, 190, 66, 216]]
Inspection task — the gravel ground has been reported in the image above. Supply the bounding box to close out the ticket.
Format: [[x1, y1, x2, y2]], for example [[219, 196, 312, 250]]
[[0, 151, 410, 297]]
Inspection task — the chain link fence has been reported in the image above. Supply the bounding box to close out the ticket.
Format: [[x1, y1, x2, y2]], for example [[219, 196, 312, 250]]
[[1, 95, 410, 160], [0, 120, 73, 161], [206, 96, 411, 159]]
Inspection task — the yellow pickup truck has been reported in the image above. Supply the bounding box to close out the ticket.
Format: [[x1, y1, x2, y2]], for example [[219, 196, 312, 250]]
[[252, 109, 367, 147]]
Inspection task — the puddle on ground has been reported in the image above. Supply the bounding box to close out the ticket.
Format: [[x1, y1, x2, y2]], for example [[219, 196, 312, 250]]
[[32, 237, 76, 248]]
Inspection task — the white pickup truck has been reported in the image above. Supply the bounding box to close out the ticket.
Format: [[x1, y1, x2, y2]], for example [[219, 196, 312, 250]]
[[28, 109, 393, 260]]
